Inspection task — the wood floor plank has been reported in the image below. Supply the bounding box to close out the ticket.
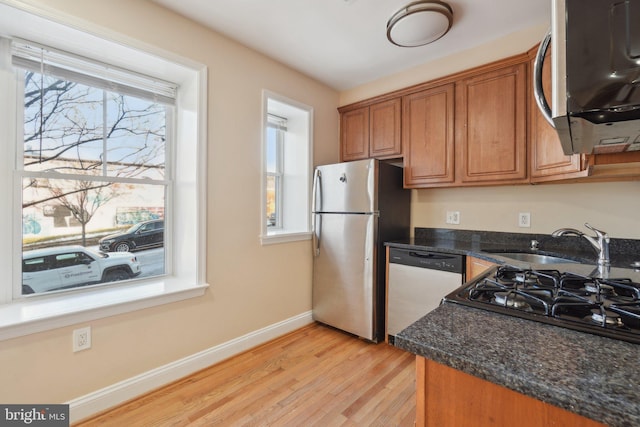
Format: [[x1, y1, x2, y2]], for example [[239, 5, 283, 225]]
[[75, 323, 416, 426]]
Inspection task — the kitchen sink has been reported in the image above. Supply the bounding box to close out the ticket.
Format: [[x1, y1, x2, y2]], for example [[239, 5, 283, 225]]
[[483, 250, 579, 264]]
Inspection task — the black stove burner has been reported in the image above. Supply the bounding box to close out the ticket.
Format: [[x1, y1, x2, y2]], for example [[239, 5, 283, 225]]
[[584, 282, 616, 296], [514, 272, 538, 286], [445, 266, 640, 344], [590, 309, 623, 327], [493, 292, 532, 310]]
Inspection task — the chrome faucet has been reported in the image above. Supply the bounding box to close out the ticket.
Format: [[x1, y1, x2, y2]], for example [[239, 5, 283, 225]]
[[551, 223, 610, 267]]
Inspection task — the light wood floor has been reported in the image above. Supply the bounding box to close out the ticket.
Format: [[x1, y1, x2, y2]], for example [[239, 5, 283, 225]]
[[75, 323, 416, 426]]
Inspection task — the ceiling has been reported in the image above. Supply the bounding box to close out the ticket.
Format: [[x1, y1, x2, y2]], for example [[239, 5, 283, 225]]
[[152, 0, 550, 91]]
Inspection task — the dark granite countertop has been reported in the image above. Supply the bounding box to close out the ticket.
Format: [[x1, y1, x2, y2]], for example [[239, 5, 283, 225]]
[[387, 228, 640, 427], [394, 303, 640, 427], [386, 226, 640, 274]]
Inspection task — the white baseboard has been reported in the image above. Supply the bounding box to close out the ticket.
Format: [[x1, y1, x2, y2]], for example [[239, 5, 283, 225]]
[[67, 311, 314, 423]]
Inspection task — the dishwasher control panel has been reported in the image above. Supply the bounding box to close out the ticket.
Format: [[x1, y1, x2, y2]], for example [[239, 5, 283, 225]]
[[388, 248, 464, 274]]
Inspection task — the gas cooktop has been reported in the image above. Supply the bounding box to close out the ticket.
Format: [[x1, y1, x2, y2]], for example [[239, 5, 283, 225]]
[[444, 266, 640, 344]]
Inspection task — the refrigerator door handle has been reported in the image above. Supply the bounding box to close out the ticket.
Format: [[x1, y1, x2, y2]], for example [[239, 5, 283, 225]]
[[312, 213, 321, 256], [312, 169, 322, 256], [312, 168, 321, 213]]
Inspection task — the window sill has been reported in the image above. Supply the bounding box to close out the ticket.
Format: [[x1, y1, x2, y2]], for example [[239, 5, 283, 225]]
[[260, 231, 312, 246], [0, 278, 208, 341]]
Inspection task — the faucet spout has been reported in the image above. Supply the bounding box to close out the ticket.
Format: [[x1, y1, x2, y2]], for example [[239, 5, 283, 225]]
[[551, 223, 610, 267], [551, 228, 584, 238]]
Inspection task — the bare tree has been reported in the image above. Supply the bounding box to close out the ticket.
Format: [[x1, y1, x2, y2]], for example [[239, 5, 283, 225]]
[[49, 181, 114, 246], [21, 69, 167, 244]]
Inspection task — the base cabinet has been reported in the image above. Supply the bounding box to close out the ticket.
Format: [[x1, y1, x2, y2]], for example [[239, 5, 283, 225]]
[[465, 256, 496, 280], [415, 357, 606, 427]]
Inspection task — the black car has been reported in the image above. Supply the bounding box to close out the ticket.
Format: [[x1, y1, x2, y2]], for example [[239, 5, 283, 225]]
[[99, 219, 164, 252]]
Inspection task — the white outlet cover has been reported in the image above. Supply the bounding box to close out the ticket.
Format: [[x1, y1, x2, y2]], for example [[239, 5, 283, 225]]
[[451, 211, 460, 225], [73, 326, 92, 352], [518, 212, 531, 228]]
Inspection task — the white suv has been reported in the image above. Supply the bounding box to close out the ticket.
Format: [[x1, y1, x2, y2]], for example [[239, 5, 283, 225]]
[[22, 245, 142, 294]]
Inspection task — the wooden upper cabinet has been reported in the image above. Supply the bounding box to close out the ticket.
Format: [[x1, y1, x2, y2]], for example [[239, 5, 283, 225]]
[[529, 45, 588, 182], [341, 47, 640, 185], [340, 98, 401, 162], [403, 84, 455, 187], [370, 98, 402, 158], [341, 106, 370, 161], [456, 61, 528, 184]]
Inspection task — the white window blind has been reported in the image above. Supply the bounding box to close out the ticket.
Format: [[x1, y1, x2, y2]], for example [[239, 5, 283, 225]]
[[267, 114, 287, 131], [11, 39, 177, 105]]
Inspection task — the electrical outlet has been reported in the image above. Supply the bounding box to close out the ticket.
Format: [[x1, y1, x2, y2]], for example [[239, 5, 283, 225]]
[[73, 326, 91, 352], [518, 212, 531, 228], [452, 211, 460, 224], [446, 211, 460, 225]]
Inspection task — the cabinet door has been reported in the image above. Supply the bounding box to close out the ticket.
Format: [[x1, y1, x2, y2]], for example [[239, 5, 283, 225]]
[[341, 106, 369, 161], [403, 84, 455, 187], [457, 62, 528, 183], [466, 256, 496, 280], [530, 46, 587, 182], [416, 357, 607, 427], [369, 98, 402, 158]]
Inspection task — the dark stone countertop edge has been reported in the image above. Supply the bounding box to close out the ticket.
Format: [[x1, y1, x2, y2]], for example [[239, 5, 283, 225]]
[[394, 304, 640, 427]]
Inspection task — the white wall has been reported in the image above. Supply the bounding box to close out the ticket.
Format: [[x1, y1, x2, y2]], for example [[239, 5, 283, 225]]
[[411, 182, 640, 239], [0, 0, 339, 407], [339, 24, 548, 107]]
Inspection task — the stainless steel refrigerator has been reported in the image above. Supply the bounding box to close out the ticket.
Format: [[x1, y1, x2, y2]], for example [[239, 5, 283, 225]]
[[311, 158, 410, 342]]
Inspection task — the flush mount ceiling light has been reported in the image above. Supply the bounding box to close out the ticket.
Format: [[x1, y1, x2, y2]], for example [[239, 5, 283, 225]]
[[386, 1, 454, 47]]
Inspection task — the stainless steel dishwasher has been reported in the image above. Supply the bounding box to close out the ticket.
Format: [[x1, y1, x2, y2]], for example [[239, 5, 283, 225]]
[[387, 247, 465, 343]]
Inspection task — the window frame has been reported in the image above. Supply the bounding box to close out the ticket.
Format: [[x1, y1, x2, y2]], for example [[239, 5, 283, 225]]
[[260, 91, 314, 245], [0, 3, 208, 341]]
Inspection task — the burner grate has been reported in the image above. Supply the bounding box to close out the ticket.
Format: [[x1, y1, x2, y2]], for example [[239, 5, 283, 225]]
[[445, 266, 640, 344]]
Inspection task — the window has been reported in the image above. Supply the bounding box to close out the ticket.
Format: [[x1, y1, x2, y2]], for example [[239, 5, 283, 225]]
[[13, 39, 171, 296], [0, 3, 207, 340], [266, 114, 285, 229], [261, 92, 313, 244]]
